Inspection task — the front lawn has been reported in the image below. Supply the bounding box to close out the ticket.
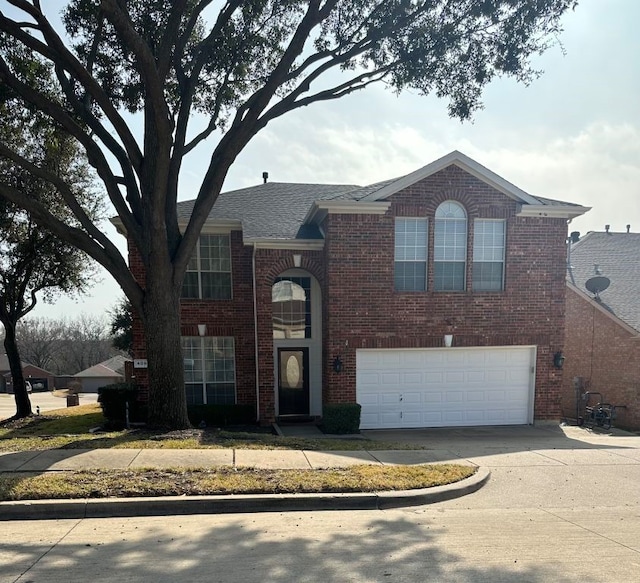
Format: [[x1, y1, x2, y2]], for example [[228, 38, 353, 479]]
[[0, 404, 423, 452]]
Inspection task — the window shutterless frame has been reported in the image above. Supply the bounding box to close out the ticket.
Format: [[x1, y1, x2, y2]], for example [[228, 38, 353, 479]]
[[182, 234, 232, 299], [472, 219, 506, 291], [394, 217, 428, 291]]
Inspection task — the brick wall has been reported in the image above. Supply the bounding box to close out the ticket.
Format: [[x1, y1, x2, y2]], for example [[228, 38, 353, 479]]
[[322, 165, 568, 420], [562, 286, 640, 430], [130, 231, 257, 408]]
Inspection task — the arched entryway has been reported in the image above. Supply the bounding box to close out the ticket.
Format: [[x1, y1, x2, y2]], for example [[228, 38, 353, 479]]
[[272, 269, 322, 417]]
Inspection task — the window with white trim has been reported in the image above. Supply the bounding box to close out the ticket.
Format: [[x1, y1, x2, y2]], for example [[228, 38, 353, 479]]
[[473, 219, 506, 291], [434, 201, 467, 291], [182, 234, 232, 299], [394, 217, 428, 291], [182, 336, 236, 405]]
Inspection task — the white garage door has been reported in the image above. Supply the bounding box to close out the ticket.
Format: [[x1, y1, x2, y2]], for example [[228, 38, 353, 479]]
[[357, 346, 535, 429]]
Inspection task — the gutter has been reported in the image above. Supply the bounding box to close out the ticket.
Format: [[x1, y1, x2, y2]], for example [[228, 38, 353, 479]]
[[252, 243, 260, 423]]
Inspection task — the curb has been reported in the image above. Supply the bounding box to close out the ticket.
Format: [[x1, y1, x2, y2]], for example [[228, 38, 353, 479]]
[[0, 468, 490, 521]]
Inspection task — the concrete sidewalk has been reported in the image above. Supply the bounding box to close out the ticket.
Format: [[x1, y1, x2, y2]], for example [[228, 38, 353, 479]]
[[0, 447, 476, 473]]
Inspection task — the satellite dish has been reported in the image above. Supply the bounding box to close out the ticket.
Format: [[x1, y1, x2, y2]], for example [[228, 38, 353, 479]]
[[585, 276, 610, 298]]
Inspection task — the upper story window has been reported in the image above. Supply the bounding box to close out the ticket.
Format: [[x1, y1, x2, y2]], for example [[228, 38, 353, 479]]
[[473, 219, 506, 291], [434, 201, 467, 291], [272, 277, 311, 338], [182, 234, 232, 299], [394, 217, 428, 291]]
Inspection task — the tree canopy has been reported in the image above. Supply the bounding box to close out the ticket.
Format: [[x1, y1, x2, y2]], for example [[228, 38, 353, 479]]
[[0, 0, 578, 427]]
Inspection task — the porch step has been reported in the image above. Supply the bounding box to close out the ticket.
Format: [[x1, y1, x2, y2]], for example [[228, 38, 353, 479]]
[[276, 415, 316, 425]]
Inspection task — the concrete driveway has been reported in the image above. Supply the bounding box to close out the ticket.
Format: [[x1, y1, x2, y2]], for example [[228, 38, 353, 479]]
[[363, 423, 640, 508]]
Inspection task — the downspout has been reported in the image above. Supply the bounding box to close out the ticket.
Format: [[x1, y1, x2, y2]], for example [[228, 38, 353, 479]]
[[252, 243, 260, 423]]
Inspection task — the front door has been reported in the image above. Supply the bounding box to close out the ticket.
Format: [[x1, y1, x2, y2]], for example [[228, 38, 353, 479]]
[[278, 348, 310, 415]]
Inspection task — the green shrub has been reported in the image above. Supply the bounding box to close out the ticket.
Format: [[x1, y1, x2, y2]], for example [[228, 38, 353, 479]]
[[321, 403, 362, 434], [97, 383, 139, 428], [187, 404, 255, 427]]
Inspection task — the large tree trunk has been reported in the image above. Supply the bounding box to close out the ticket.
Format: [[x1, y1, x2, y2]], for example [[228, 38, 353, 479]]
[[2, 320, 32, 419], [142, 281, 190, 429]]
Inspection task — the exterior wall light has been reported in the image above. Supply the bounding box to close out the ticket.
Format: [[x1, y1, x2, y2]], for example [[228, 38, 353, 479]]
[[198, 324, 207, 337], [553, 351, 565, 369], [333, 355, 343, 373]]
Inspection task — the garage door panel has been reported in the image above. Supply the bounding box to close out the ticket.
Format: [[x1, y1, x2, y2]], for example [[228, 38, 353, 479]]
[[357, 346, 534, 429], [403, 392, 422, 404], [380, 392, 401, 405], [487, 390, 506, 402], [426, 372, 444, 383], [487, 370, 509, 383], [358, 393, 380, 407], [381, 372, 401, 386], [466, 391, 485, 402], [445, 371, 465, 384], [401, 372, 423, 385], [467, 371, 486, 383], [424, 392, 443, 403]]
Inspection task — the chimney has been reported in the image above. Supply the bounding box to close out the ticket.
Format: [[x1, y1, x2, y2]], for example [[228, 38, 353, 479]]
[[262, 171, 269, 184], [605, 224, 610, 234], [627, 224, 631, 233]]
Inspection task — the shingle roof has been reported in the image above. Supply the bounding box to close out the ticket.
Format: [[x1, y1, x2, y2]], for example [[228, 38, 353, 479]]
[[177, 182, 358, 240], [74, 355, 129, 378], [567, 232, 640, 332], [173, 152, 588, 241]]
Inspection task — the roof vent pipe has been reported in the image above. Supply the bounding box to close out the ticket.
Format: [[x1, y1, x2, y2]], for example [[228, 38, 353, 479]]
[[262, 171, 269, 184], [605, 224, 610, 233], [627, 224, 631, 233]]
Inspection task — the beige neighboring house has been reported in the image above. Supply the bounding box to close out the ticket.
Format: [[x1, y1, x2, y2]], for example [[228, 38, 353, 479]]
[[73, 355, 130, 393]]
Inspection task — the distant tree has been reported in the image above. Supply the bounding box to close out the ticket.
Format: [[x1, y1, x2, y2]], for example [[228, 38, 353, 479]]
[[0, 1, 578, 427], [0, 44, 100, 419], [60, 313, 112, 373], [15, 314, 120, 376], [108, 298, 133, 357], [11, 317, 66, 372]]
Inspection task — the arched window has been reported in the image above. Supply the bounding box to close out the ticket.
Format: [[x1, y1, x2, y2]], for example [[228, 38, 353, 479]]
[[434, 201, 467, 291], [272, 278, 311, 338]]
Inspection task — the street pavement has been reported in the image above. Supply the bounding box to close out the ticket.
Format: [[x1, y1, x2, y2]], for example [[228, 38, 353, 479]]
[[1, 423, 640, 581], [0, 392, 98, 419]]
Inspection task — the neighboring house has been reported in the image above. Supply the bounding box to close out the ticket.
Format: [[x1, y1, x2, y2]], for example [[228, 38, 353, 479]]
[[121, 151, 589, 429], [0, 354, 55, 393], [73, 355, 129, 393], [562, 230, 640, 430]]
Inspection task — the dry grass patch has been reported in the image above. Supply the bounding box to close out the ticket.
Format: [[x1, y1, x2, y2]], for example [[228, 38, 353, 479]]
[[0, 465, 475, 501], [0, 406, 424, 452]]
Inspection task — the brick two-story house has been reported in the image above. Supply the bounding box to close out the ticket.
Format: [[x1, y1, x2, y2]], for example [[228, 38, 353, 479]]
[[126, 151, 589, 429]]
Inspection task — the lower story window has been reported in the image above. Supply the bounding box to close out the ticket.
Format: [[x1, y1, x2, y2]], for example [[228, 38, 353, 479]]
[[182, 336, 236, 405]]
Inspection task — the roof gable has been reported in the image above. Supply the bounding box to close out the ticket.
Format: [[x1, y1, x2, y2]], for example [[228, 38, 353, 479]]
[[359, 150, 540, 204]]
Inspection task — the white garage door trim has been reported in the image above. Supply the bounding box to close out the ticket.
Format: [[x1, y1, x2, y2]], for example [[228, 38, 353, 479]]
[[357, 346, 536, 429]]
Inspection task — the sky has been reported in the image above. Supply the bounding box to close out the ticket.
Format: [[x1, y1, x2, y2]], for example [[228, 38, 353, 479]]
[[29, 0, 640, 320]]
